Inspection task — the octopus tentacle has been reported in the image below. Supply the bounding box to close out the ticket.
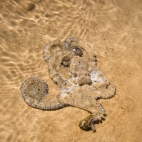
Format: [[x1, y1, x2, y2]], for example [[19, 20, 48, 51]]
[[90, 68, 116, 99], [94, 83, 116, 99], [79, 102, 106, 132], [20, 77, 66, 110], [64, 37, 95, 59], [64, 37, 97, 70], [43, 40, 64, 63], [58, 84, 107, 131], [47, 50, 74, 87]]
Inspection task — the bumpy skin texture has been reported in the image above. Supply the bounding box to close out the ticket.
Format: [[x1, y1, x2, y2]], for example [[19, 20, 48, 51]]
[[20, 37, 116, 132]]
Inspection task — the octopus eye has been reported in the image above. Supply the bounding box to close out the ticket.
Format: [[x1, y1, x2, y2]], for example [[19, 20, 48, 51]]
[[73, 46, 83, 57], [61, 56, 70, 67]]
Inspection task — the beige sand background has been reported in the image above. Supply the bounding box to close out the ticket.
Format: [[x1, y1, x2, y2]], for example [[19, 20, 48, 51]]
[[0, 0, 142, 142]]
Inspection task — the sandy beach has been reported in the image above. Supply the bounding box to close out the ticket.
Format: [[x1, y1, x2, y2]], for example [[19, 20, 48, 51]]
[[0, 0, 142, 141]]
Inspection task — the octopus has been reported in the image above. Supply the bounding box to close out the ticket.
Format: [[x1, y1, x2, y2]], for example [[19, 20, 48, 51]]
[[20, 37, 116, 132]]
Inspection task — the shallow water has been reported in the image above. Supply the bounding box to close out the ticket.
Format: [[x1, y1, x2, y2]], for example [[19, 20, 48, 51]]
[[0, 0, 142, 141]]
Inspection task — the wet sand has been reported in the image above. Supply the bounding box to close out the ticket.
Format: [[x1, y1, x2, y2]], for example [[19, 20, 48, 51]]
[[0, 0, 142, 142]]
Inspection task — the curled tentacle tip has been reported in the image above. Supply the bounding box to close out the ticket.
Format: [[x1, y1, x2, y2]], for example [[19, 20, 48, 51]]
[[20, 77, 48, 108]]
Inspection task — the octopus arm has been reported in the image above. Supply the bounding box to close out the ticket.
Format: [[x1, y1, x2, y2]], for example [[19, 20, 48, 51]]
[[92, 82, 116, 99], [90, 69, 116, 99], [59, 88, 106, 131], [20, 77, 66, 110]]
